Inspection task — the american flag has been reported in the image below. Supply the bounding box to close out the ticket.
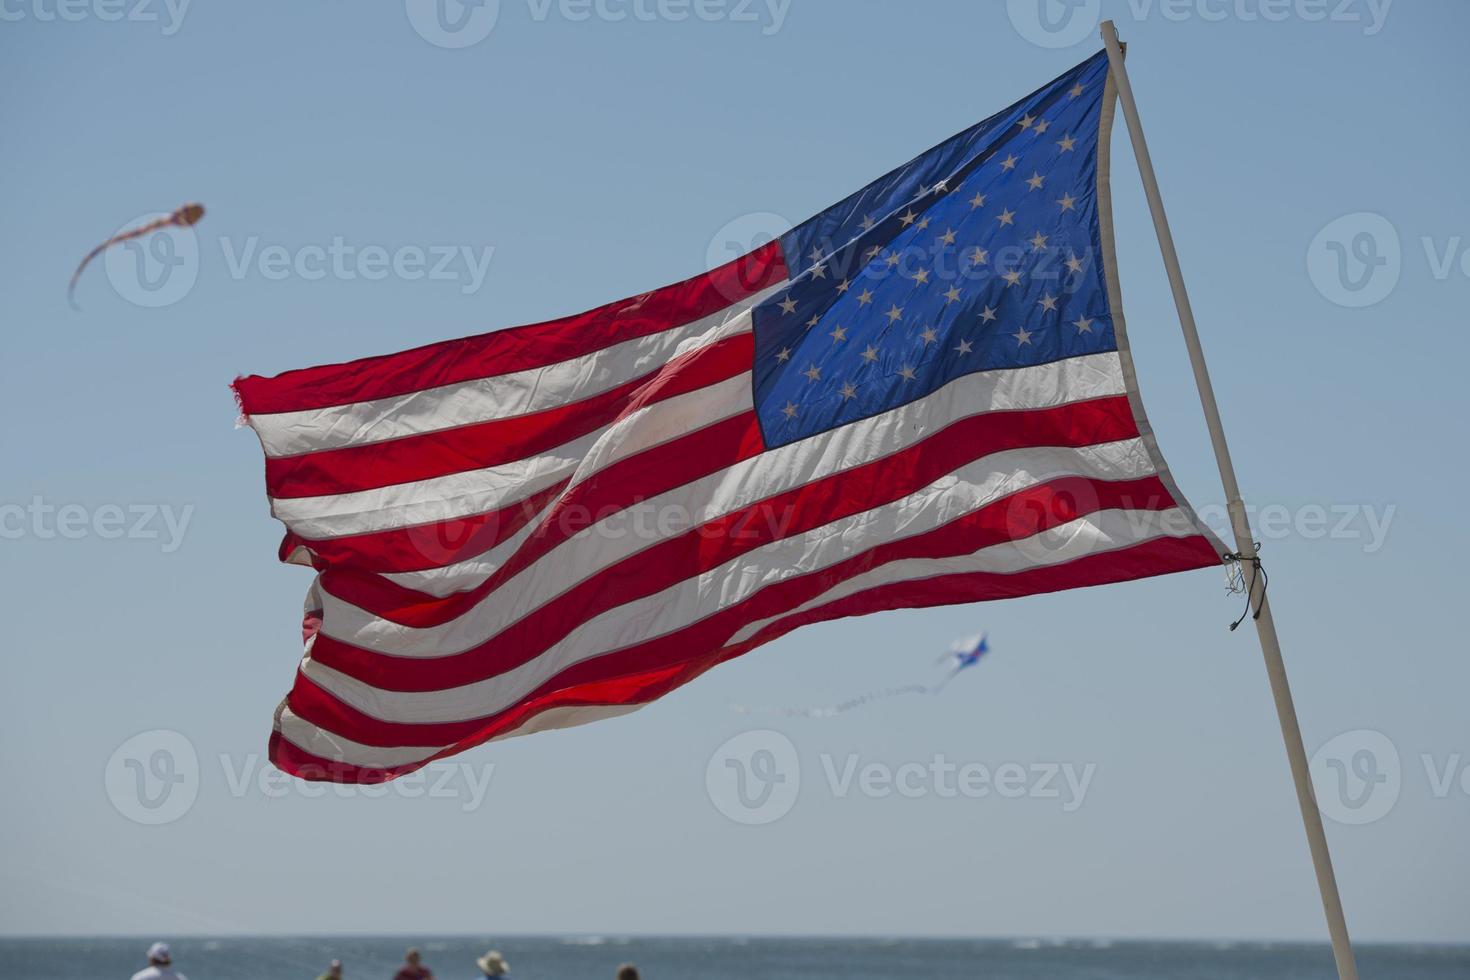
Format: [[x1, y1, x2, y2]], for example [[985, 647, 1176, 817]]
[[234, 49, 1225, 783]]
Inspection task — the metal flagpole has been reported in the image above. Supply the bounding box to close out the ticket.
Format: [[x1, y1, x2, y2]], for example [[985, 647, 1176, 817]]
[[1098, 21, 1360, 980]]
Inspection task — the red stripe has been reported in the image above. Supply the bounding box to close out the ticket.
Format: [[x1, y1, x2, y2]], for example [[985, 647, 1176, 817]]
[[286, 479, 567, 574], [271, 657, 700, 783], [319, 394, 1140, 639], [234, 241, 787, 415], [263, 332, 754, 500], [272, 533, 1220, 782]]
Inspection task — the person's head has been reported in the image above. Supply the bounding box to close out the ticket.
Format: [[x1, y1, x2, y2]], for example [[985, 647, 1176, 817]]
[[405, 948, 421, 967], [476, 950, 509, 977], [146, 942, 172, 967], [327, 959, 343, 978], [616, 964, 640, 980]]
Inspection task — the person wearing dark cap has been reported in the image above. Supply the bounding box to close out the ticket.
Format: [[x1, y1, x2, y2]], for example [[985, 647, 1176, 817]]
[[615, 965, 640, 980]]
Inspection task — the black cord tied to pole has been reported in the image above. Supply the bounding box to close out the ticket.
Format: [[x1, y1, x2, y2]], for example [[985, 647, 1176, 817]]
[[1224, 544, 1268, 632]]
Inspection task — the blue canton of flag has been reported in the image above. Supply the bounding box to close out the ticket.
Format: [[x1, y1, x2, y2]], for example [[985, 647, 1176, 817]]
[[753, 52, 1114, 448]]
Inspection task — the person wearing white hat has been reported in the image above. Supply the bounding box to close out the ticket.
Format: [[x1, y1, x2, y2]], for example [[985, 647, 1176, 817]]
[[474, 950, 509, 977], [315, 959, 343, 980], [129, 942, 186, 980]]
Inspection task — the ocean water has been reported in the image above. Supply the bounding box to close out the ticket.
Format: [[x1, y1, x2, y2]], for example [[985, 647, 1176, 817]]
[[6, 936, 1468, 980]]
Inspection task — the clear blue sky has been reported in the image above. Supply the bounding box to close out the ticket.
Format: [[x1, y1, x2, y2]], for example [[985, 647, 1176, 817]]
[[2, 0, 1466, 944]]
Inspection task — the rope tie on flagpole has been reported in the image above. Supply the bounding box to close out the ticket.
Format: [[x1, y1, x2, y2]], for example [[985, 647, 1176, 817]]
[[1224, 544, 1268, 632]]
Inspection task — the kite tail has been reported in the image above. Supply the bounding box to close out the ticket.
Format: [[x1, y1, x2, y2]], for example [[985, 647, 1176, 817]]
[[68, 203, 205, 309], [67, 241, 113, 310], [929, 667, 965, 695], [733, 683, 936, 719], [731, 633, 991, 719]]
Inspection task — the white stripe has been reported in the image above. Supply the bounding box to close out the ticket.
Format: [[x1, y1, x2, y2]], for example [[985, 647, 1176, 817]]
[[483, 702, 644, 740], [270, 428, 599, 539], [566, 370, 753, 491], [250, 287, 775, 458], [277, 709, 442, 770], [379, 505, 546, 596], [318, 352, 1132, 655], [301, 459, 1188, 726]]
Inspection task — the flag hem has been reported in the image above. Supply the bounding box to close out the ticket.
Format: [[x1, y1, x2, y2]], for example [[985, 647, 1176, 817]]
[[1093, 51, 1229, 562]]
